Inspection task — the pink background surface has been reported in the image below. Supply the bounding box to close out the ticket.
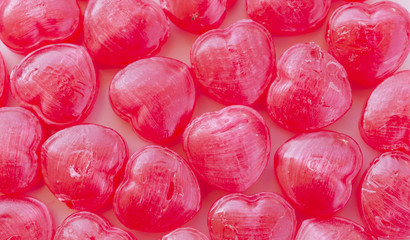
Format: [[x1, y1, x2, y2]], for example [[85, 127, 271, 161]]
[[0, 0, 409, 239]]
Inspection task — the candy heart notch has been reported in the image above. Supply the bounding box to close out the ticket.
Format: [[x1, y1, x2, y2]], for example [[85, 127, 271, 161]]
[[0, 0, 81, 53], [327, 1, 410, 86], [109, 57, 196, 145], [246, 0, 331, 35], [160, 0, 227, 34], [84, 0, 169, 66], [0, 107, 44, 194], [10, 44, 97, 128], [0, 195, 54, 240], [267, 42, 352, 132], [191, 20, 275, 106], [360, 70, 410, 153], [183, 105, 271, 192], [360, 151, 410, 239], [54, 211, 135, 240], [161, 227, 209, 240], [113, 146, 201, 232], [296, 217, 376, 240], [275, 131, 362, 216], [41, 124, 128, 211], [0, 52, 6, 105], [208, 192, 297, 240]]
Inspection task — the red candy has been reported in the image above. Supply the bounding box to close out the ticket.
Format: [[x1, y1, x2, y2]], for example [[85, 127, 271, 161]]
[[161, 227, 209, 240], [360, 70, 409, 153], [0, 195, 54, 240], [191, 20, 275, 106], [41, 124, 128, 211], [84, 0, 169, 66], [246, 0, 331, 35], [208, 192, 297, 240], [360, 151, 410, 239], [183, 105, 270, 192], [54, 211, 135, 240], [267, 43, 352, 132], [113, 146, 201, 232], [0, 52, 6, 105], [160, 0, 227, 33], [295, 217, 376, 240], [0, 0, 80, 53], [109, 57, 195, 145], [327, 1, 410, 86], [0, 107, 44, 194], [275, 131, 362, 216], [10, 44, 97, 128]]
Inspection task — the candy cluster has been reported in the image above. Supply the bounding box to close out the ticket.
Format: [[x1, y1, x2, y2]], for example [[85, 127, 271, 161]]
[[0, 0, 408, 239]]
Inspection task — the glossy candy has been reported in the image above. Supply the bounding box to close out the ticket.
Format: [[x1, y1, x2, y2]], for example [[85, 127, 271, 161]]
[[246, 0, 331, 35], [41, 124, 128, 211], [327, 1, 410, 86], [10, 44, 97, 128], [160, 0, 227, 34], [0, 0, 81, 53], [360, 151, 410, 239], [208, 192, 297, 240], [161, 227, 209, 240], [267, 43, 352, 132], [54, 211, 135, 240], [0, 52, 6, 105], [183, 105, 270, 192], [191, 20, 275, 106], [109, 57, 195, 145], [0, 195, 54, 240], [275, 131, 362, 216], [113, 146, 201, 232], [295, 217, 376, 240], [84, 0, 169, 66], [360, 71, 409, 153], [0, 107, 44, 194]]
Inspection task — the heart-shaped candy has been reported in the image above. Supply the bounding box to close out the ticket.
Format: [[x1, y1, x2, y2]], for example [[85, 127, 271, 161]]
[[267, 42, 352, 132], [208, 192, 297, 240], [191, 20, 275, 106], [54, 211, 135, 240], [275, 131, 362, 216], [327, 1, 410, 86], [0, 0, 80, 53], [183, 105, 270, 192], [10, 44, 97, 128]]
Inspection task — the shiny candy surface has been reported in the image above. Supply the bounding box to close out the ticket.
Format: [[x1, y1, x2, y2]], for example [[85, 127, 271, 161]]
[[267, 43, 352, 132], [327, 1, 410, 86], [183, 105, 270, 192], [0, 195, 54, 240], [54, 211, 135, 240], [191, 20, 275, 106], [360, 70, 410, 153], [41, 124, 128, 211], [109, 57, 196, 145], [161, 227, 209, 240], [160, 0, 227, 33], [84, 0, 169, 66], [295, 217, 376, 240], [360, 151, 410, 239], [246, 0, 331, 35], [275, 131, 362, 216], [208, 192, 297, 240], [0, 52, 5, 105], [10, 44, 97, 128], [0, 107, 44, 194], [0, 0, 80, 54], [113, 146, 201, 232]]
